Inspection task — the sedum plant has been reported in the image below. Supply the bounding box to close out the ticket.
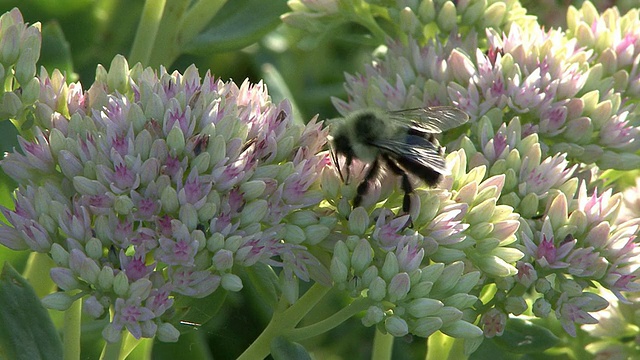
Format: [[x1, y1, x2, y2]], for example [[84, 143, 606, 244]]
[[0, 1, 639, 359]]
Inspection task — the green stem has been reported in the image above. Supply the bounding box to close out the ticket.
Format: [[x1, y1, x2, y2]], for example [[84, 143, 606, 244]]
[[287, 297, 372, 341], [180, 0, 228, 44], [371, 330, 394, 360], [63, 298, 82, 360], [237, 283, 331, 360], [148, 0, 227, 67], [23, 252, 55, 298], [100, 337, 123, 360], [120, 331, 144, 359], [129, 0, 167, 66], [426, 331, 453, 360]]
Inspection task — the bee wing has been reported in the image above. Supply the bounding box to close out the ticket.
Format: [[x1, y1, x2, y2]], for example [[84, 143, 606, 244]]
[[387, 106, 469, 134], [371, 135, 450, 175]]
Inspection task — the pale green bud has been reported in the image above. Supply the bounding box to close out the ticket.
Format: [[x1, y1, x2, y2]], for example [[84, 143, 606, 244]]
[[417, 0, 435, 23], [362, 306, 385, 327], [388, 273, 410, 302], [420, 263, 445, 283], [85, 237, 103, 259], [239, 180, 266, 201], [225, 235, 243, 252], [41, 292, 75, 311], [166, 126, 185, 155], [412, 317, 443, 337], [385, 316, 409, 337], [409, 281, 433, 298], [532, 297, 551, 318], [0, 24, 19, 65], [381, 252, 399, 281], [21, 77, 40, 105], [106, 55, 129, 94], [113, 271, 130, 297], [161, 186, 179, 214], [505, 296, 528, 316], [368, 277, 387, 301], [535, 278, 552, 294], [443, 293, 477, 310], [192, 152, 210, 174], [351, 238, 373, 273], [221, 273, 243, 292], [114, 195, 134, 215], [240, 199, 268, 226], [407, 298, 444, 318], [212, 249, 234, 271], [207, 233, 225, 252], [436, 1, 457, 32], [330, 256, 349, 283], [361, 266, 378, 288], [50, 243, 69, 266], [179, 203, 198, 231], [304, 224, 330, 245], [467, 198, 496, 224], [139, 158, 160, 186], [128, 278, 152, 300], [348, 207, 369, 235], [441, 320, 483, 339], [157, 323, 180, 343], [98, 266, 114, 290], [483, 2, 507, 27], [284, 224, 305, 244]]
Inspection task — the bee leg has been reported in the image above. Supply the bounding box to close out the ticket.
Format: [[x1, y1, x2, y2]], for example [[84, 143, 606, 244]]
[[353, 159, 380, 208], [381, 155, 413, 213]]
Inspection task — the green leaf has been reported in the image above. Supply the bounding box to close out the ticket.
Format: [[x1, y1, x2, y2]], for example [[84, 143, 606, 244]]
[[244, 262, 279, 308], [170, 288, 228, 334], [184, 0, 289, 54], [270, 336, 311, 360], [40, 21, 75, 79], [0, 263, 63, 360], [491, 318, 560, 354]]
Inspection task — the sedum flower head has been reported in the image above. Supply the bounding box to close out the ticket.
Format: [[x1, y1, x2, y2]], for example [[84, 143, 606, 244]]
[[516, 182, 640, 336], [0, 56, 330, 342], [283, 0, 536, 46], [322, 146, 521, 342]]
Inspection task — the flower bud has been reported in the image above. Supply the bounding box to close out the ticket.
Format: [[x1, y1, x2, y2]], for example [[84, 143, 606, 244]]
[[348, 207, 369, 235], [239, 180, 266, 201], [441, 320, 483, 339], [388, 273, 410, 302], [50, 268, 79, 291], [161, 186, 179, 214], [407, 298, 444, 318], [368, 276, 387, 301], [166, 126, 185, 155], [330, 256, 349, 283], [83, 296, 106, 318], [412, 317, 443, 337], [113, 271, 130, 296], [221, 273, 243, 292], [106, 55, 129, 93], [532, 297, 551, 318], [212, 249, 234, 271], [436, 1, 458, 32], [157, 323, 180, 343], [98, 266, 114, 290], [505, 296, 528, 315], [179, 203, 198, 231], [129, 278, 152, 299], [362, 305, 385, 327], [351, 238, 373, 273], [385, 316, 409, 337], [85, 237, 103, 259], [381, 252, 399, 281], [304, 224, 330, 245], [41, 292, 75, 311], [240, 199, 268, 225], [114, 195, 134, 215]]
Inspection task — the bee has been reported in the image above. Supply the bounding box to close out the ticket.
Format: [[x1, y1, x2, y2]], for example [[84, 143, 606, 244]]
[[329, 106, 469, 213]]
